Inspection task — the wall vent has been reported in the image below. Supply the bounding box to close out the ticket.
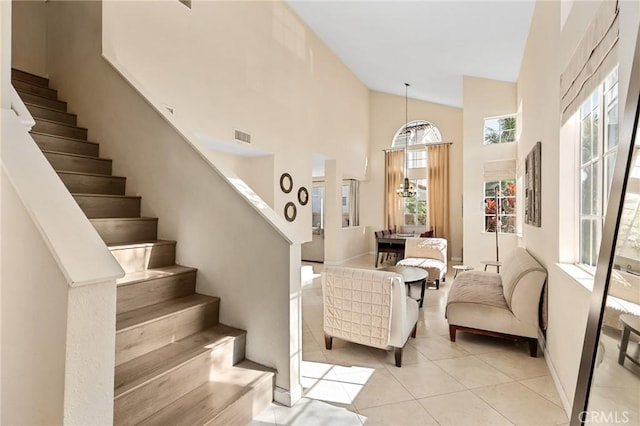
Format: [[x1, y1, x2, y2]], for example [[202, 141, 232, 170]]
[[234, 129, 252, 144], [163, 104, 175, 115]]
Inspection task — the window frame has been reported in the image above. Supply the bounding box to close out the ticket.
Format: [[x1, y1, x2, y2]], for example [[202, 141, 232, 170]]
[[577, 67, 619, 270], [483, 179, 517, 234], [483, 114, 517, 145]]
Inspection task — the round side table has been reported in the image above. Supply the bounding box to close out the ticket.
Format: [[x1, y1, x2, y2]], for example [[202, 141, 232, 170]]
[[481, 260, 502, 273], [453, 265, 474, 278]]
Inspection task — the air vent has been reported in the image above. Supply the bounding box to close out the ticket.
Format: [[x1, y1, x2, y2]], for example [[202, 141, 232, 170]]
[[163, 104, 175, 115], [234, 129, 252, 144]]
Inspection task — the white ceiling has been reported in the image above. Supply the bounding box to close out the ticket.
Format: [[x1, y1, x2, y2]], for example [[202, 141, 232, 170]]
[[287, 1, 536, 108]]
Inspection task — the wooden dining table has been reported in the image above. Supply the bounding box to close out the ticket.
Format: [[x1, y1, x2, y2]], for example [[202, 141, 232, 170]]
[[375, 233, 414, 267]]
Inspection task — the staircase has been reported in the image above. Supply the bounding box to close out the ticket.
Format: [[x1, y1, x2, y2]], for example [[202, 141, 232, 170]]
[[12, 68, 274, 425]]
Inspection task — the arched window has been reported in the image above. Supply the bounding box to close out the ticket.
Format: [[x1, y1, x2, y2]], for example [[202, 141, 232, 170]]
[[390, 120, 442, 227]]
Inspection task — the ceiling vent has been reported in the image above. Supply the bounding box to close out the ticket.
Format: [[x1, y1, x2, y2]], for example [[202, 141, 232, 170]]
[[234, 129, 252, 144]]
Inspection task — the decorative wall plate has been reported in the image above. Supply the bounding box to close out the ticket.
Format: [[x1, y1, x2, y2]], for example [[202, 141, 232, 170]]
[[280, 173, 293, 193], [284, 202, 297, 222], [298, 187, 309, 206]]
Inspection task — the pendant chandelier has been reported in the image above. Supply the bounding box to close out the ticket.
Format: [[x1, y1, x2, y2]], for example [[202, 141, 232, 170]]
[[397, 82, 417, 198]]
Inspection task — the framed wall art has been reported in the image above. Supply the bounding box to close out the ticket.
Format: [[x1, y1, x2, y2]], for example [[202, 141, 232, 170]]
[[524, 141, 542, 227]]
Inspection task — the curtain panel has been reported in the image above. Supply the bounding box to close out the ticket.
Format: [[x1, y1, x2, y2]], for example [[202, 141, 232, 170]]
[[384, 150, 405, 230], [428, 144, 450, 241]]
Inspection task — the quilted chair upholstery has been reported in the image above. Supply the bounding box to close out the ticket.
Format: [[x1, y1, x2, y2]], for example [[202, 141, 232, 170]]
[[322, 267, 419, 367], [397, 238, 447, 289]]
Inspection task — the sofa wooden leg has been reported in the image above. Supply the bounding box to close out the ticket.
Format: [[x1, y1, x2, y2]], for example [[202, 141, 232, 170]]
[[411, 324, 417, 338], [324, 334, 333, 350], [528, 339, 538, 357], [435, 279, 440, 290], [449, 325, 457, 342], [395, 347, 403, 367]]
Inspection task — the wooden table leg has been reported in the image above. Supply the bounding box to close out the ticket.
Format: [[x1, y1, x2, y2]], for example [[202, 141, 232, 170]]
[[619, 325, 631, 365], [419, 279, 426, 308]]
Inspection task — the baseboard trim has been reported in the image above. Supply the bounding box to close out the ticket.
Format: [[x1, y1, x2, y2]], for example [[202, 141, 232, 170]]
[[539, 330, 572, 417], [274, 384, 303, 407]]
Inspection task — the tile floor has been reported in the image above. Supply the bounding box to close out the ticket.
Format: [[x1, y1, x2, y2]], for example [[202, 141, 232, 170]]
[[251, 254, 570, 426]]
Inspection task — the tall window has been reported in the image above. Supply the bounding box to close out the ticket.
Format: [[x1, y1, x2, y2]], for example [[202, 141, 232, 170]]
[[484, 115, 516, 145], [484, 180, 517, 233], [391, 120, 442, 227], [579, 68, 619, 268]]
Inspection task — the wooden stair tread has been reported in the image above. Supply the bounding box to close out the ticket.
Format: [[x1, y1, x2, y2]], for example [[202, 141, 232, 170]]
[[114, 324, 246, 398], [41, 149, 111, 162], [73, 193, 141, 199], [30, 131, 96, 145], [24, 101, 72, 115], [16, 89, 66, 105], [117, 265, 196, 287], [137, 360, 274, 426], [33, 116, 87, 131], [108, 239, 176, 250], [57, 170, 124, 178], [11, 69, 49, 87], [90, 217, 157, 222], [116, 294, 219, 332]]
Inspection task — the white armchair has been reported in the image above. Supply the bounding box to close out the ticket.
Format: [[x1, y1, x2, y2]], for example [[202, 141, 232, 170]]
[[397, 238, 447, 289], [323, 267, 419, 367]]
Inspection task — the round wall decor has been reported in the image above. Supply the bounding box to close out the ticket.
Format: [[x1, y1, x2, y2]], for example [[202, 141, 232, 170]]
[[298, 187, 309, 206], [280, 173, 293, 193], [284, 202, 297, 222]]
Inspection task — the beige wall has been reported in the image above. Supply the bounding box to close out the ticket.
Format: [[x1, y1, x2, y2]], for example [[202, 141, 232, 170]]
[[1, 176, 67, 425], [11, 0, 47, 77], [462, 76, 518, 268], [517, 0, 640, 412], [363, 90, 463, 260], [102, 0, 370, 246]]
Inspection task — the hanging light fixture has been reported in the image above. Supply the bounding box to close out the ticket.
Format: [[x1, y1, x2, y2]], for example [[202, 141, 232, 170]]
[[397, 82, 417, 198]]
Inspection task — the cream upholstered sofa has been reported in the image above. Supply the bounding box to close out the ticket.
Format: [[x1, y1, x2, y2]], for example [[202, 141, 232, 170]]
[[397, 238, 447, 289], [323, 267, 419, 367], [446, 248, 546, 357]]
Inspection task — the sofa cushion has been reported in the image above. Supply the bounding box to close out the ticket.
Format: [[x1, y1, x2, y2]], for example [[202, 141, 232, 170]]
[[446, 271, 508, 312], [499, 248, 546, 307], [404, 237, 446, 262]]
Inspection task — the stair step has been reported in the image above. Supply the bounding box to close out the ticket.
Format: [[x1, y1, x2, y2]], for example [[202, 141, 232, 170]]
[[31, 132, 99, 157], [117, 265, 197, 314], [73, 193, 141, 219], [90, 217, 158, 245], [137, 360, 274, 426], [58, 171, 126, 195], [12, 78, 57, 99], [33, 118, 87, 140], [25, 103, 77, 125], [43, 150, 112, 175], [16, 90, 66, 111], [115, 294, 220, 366], [12, 68, 49, 87], [109, 240, 177, 273], [114, 324, 246, 425]]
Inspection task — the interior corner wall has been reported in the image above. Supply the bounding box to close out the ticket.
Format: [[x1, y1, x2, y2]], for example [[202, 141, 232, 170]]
[[363, 91, 463, 260], [1, 175, 67, 425], [101, 0, 370, 250], [11, 0, 47, 77], [462, 76, 518, 269]]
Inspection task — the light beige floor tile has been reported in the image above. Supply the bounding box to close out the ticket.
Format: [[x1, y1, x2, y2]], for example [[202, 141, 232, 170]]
[[434, 356, 513, 389], [587, 384, 640, 425], [302, 375, 357, 407], [301, 359, 339, 381], [345, 368, 414, 410], [519, 376, 563, 407], [473, 381, 568, 425], [272, 398, 364, 426], [418, 390, 513, 425], [359, 400, 439, 425], [453, 333, 524, 355], [303, 331, 322, 354], [386, 361, 466, 399], [323, 345, 386, 369], [303, 350, 328, 364], [249, 402, 277, 425], [369, 343, 430, 367], [476, 349, 549, 380], [411, 335, 471, 360]]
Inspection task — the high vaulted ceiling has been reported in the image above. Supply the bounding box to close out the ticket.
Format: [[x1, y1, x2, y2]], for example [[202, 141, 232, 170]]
[[287, 1, 536, 108]]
